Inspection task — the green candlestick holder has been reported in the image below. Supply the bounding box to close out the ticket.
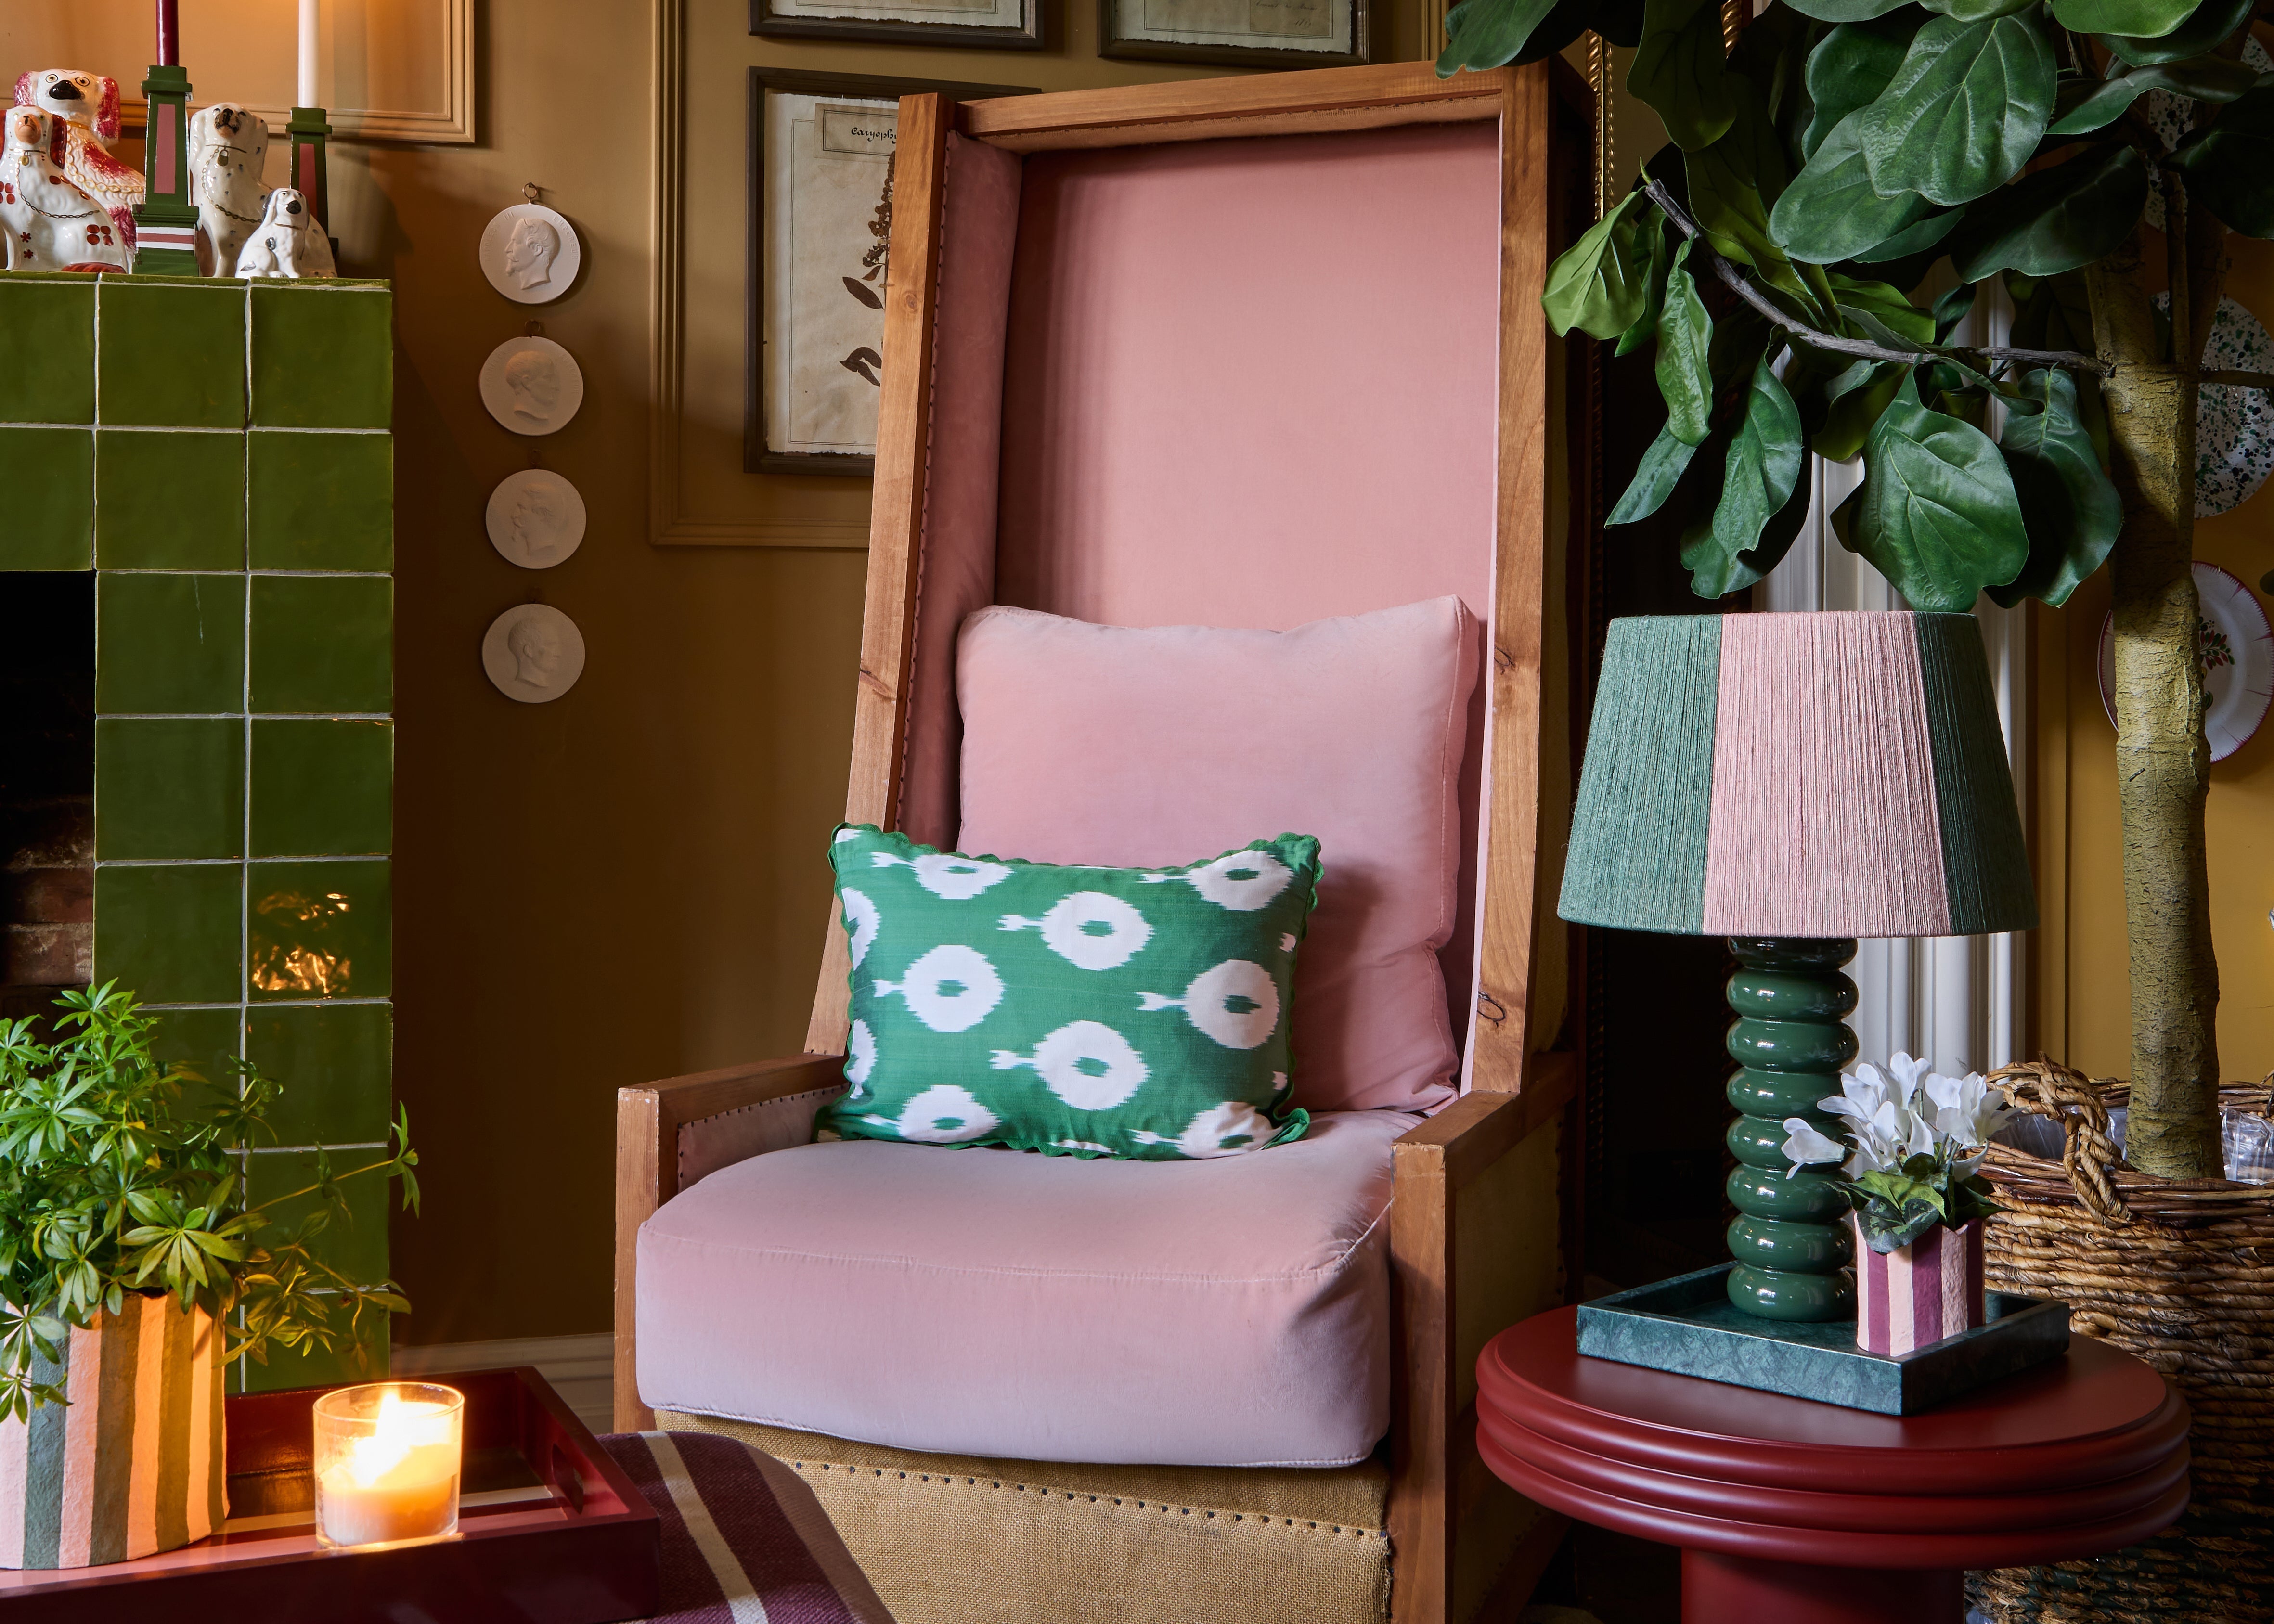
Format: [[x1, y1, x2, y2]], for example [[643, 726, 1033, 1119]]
[[1723, 936, 1858, 1322]]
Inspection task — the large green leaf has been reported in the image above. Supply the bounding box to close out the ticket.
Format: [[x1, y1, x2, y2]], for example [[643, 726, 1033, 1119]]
[[1631, 0, 1743, 150], [1851, 205, 1963, 261], [1686, 104, 1838, 323], [2104, 0, 2251, 63], [1947, 144, 2148, 279], [1683, 359, 1810, 594], [1498, 0, 1648, 64], [1657, 243, 1717, 444], [1773, 113, 1939, 262], [1437, 0, 1563, 75], [1989, 367, 2122, 607], [2168, 86, 2274, 236], [1923, 0, 2036, 16], [1829, 271, 1936, 342], [1782, 0, 1912, 21], [1843, 374, 2030, 609], [1802, 13, 1925, 159], [2049, 0, 2197, 37], [2047, 75, 2151, 135], [1543, 191, 1658, 338], [2127, 55, 2263, 100], [1856, 13, 2058, 206], [1613, 217, 1671, 357], [1609, 422, 1704, 524]]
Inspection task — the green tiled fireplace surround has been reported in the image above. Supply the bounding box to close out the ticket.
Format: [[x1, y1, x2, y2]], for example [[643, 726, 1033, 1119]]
[[0, 272, 394, 1393]]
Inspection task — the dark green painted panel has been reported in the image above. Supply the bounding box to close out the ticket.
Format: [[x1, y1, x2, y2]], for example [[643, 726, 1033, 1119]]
[[246, 1003, 392, 1148], [97, 282, 247, 429], [257, 1149, 390, 1281], [95, 430, 245, 570], [248, 859, 390, 1002], [249, 720, 392, 856], [247, 432, 393, 571], [250, 286, 393, 430], [248, 575, 391, 715], [95, 717, 244, 860], [0, 427, 95, 570], [147, 1006, 245, 1119], [0, 278, 96, 425], [95, 573, 246, 715], [93, 864, 242, 1005]]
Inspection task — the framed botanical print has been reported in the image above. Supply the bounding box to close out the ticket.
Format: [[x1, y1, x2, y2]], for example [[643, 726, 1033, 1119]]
[[748, 70, 1030, 478], [751, 0, 1044, 51], [1098, 0, 1370, 68]]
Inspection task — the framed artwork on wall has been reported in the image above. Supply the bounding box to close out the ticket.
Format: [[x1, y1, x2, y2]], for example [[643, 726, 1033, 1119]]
[[748, 69, 1030, 478], [750, 0, 1044, 52], [1097, 0, 1369, 69]]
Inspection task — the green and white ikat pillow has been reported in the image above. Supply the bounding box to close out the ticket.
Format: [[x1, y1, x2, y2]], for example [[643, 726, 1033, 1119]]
[[818, 825, 1320, 1160]]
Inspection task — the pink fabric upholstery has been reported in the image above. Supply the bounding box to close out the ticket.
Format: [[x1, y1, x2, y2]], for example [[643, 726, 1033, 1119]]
[[956, 598, 1478, 1114], [896, 134, 1024, 851], [635, 1109, 1414, 1468]]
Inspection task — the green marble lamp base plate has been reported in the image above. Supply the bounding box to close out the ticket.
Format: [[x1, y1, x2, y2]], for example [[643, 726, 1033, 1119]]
[[1576, 1264, 2072, 1415]]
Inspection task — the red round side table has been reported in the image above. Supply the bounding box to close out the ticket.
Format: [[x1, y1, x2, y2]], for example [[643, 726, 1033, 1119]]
[[1477, 1307, 2191, 1624]]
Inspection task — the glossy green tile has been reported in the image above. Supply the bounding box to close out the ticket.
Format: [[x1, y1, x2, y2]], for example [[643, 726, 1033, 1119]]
[[95, 718, 244, 860], [0, 427, 94, 569], [93, 863, 242, 1005], [257, 1148, 391, 1282], [248, 575, 391, 715], [95, 573, 246, 715], [95, 429, 245, 570], [0, 278, 96, 425], [250, 720, 391, 857], [246, 1003, 391, 1147], [147, 1005, 245, 1118], [251, 286, 393, 430], [240, 1289, 390, 1393], [248, 859, 390, 1002], [97, 281, 247, 429], [247, 432, 392, 570]]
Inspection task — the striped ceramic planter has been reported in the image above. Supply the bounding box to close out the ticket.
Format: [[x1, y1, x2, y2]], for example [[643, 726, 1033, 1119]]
[[1854, 1218, 1986, 1357], [0, 1295, 226, 1569]]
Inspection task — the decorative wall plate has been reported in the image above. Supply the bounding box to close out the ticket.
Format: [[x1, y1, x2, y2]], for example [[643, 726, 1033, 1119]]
[[485, 470, 587, 569], [2098, 563, 2274, 763], [483, 604, 587, 703], [479, 337, 583, 437], [2154, 292, 2274, 519], [479, 203, 581, 305]]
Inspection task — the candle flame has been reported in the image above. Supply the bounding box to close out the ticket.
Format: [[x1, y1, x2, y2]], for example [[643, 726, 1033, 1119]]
[[341, 1389, 455, 1489]]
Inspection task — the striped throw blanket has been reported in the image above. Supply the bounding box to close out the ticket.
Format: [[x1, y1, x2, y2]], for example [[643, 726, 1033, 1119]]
[[604, 1432, 895, 1624]]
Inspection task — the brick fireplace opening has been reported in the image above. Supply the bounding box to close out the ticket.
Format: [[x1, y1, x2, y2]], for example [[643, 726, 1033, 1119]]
[[1, 572, 94, 1024]]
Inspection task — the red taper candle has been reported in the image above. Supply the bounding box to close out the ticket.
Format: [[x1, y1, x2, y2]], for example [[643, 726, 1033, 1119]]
[[157, 0, 180, 66]]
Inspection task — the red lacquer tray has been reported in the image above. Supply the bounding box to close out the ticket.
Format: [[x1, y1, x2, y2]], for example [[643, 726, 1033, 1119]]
[[0, 1367, 660, 1622]]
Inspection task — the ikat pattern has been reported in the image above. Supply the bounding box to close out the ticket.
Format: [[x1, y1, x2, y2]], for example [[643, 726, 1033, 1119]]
[[817, 826, 1319, 1160]]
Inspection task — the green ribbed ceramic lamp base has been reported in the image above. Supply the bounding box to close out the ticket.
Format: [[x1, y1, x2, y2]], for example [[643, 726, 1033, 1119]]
[[1723, 937, 1858, 1322]]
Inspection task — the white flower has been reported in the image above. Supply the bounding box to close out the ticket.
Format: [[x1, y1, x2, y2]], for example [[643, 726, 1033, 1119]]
[[1780, 1118, 1847, 1177], [1886, 1051, 1932, 1114], [1924, 1069, 2012, 1152]]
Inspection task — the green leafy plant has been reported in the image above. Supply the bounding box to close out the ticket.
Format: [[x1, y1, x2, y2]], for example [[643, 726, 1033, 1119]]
[[1445, 0, 2271, 1178], [1779, 1053, 2010, 1251], [0, 984, 419, 1421]]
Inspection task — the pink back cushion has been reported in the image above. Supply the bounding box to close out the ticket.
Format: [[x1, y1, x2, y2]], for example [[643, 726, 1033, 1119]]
[[956, 597, 1480, 1114]]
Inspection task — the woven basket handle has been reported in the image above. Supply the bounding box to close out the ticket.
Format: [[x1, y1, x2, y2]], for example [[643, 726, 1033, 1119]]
[[1985, 1058, 2132, 1226]]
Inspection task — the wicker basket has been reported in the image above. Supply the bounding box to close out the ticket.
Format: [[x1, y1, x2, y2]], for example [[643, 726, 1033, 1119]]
[[1967, 1060, 2274, 1624]]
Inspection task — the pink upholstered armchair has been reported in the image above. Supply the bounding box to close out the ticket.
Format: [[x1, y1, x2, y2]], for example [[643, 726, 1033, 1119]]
[[616, 61, 1592, 1624]]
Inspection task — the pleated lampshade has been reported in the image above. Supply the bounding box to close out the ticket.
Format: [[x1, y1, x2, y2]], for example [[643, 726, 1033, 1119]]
[[1559, 612, 2037, 940]]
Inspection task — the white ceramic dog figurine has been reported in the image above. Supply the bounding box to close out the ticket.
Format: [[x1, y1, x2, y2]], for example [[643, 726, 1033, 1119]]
[[14, 69, 142, 252], [188, 103, 270, 278], [1, 106, 132, 272], [233, 188, 335, 279]]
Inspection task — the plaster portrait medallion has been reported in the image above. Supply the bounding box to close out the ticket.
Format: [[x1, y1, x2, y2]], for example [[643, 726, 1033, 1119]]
[[483, 604, 588, 703], [479, 336, 584, 436], [479, 203, 582, 305], [485, 470, 588, 569]]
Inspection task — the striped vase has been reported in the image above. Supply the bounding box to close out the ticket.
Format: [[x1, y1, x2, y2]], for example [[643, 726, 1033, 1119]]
[[1854, 1218, 1986, 1357], [0, 1295, 227, 1569]]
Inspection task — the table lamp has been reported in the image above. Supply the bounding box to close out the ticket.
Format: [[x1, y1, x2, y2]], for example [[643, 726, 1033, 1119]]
[[1560, 612, 2036, 1322]]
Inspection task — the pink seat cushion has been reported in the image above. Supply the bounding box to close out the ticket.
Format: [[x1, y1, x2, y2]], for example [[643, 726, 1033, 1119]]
[[956, 597, 1479, 1114], [635, 1109, 1413, 1468]]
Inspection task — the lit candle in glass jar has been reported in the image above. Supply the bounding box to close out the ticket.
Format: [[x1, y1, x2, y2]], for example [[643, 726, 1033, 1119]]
[[313, 1383, 465, 1547]]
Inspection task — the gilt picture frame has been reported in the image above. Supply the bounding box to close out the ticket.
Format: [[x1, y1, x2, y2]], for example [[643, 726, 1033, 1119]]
[[1097, 0, 1369, 69], [748, 69, 1031, 478], [750, 0, 1045, 53]]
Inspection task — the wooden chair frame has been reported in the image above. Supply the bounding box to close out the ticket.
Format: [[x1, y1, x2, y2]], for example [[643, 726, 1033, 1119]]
[[617, 60, 1591, 1624]]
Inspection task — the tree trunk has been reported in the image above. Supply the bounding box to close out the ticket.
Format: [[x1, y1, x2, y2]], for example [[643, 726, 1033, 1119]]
[[2085, 230, 2223, 1181]]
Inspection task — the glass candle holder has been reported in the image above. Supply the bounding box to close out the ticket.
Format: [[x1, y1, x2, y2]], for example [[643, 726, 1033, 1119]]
[[312, 1382, 465, 1548]]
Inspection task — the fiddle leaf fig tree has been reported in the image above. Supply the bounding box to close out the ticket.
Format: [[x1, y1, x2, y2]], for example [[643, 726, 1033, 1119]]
[[1444, 0, 2274, 1178]]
